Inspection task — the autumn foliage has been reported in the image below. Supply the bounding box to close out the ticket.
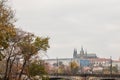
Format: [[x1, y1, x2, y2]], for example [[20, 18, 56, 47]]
[[0, 0, 50, 80]]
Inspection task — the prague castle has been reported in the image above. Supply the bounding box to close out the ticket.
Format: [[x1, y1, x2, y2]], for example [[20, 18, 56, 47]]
[[45, 46, 120, 74], [73, 47, 97, 59]]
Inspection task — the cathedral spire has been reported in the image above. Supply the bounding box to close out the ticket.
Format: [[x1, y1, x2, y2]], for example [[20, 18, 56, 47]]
[[80, 46, 84, 55], [73, 48, 77, 58]]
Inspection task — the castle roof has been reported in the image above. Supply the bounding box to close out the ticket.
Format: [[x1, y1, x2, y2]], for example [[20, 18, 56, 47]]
[[86, 54, 97, 58]]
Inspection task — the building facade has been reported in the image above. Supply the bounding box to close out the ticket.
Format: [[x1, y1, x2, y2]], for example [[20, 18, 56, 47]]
[[45, 46, 120, 74]]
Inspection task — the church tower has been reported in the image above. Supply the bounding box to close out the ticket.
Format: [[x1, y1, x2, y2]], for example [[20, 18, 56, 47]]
[[73, 48, 77, 58], [80, 46, 84, 57]]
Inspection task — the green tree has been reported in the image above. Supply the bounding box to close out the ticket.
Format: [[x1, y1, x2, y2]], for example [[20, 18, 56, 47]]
[[18, 33, 49, 80], [28, 60, 49, 80]]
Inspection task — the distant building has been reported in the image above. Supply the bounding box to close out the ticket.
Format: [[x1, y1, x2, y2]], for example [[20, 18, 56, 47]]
[[80, 59, 90, 67], [44, 46, 120, 74], [73, 47, 97, 59]]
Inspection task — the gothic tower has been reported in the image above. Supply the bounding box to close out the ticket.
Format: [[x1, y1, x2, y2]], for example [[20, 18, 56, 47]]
[[80, 46, 84, 57], [73, 48, 77, 58]]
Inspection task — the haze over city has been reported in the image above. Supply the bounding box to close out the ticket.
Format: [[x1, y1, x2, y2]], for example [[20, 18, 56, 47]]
[[12, 0, 120, 59]]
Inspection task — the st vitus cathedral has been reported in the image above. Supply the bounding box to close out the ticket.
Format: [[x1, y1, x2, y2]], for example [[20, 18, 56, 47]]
[[73, 46, 97, 59]]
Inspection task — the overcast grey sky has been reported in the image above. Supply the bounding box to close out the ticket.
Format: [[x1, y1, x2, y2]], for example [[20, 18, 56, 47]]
[[12, 0, 120, 59]]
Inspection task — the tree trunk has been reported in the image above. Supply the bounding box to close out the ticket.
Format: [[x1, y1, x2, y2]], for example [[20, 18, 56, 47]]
[[8, 56, 16, 80], [4, 43, 15, 80], [18, 59, 27, 80], [4, 57, 10, 80]]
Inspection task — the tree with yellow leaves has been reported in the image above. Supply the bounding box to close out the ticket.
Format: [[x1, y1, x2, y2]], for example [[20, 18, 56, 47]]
[[0, 0, 50, 80], [69, 61, 79, 74], [17, 32, 49, 80], [0, 0, 16, 50]]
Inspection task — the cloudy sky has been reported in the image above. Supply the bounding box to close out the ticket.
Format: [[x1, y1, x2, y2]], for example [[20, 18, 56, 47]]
[[11, 0, 120, 59]]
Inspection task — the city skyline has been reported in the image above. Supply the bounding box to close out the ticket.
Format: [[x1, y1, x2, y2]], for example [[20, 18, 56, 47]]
[[12, 0, 120, 59]]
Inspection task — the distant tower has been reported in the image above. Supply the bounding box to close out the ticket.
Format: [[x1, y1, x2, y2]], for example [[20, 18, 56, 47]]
[[80, 46, 84, 56], [73, 48, 77, 58]]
